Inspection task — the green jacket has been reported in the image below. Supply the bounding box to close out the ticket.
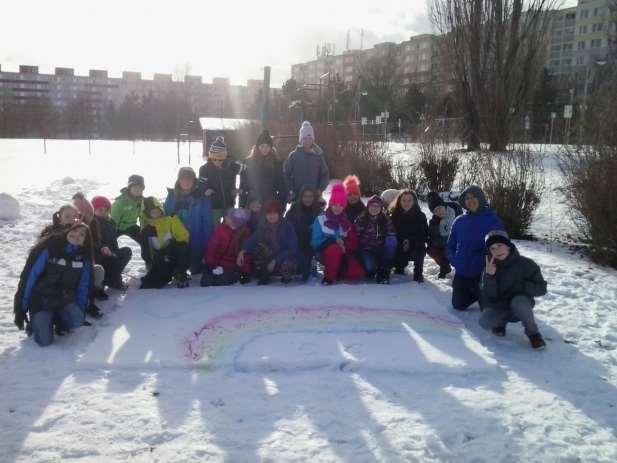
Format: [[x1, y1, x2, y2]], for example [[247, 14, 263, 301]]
[[111, 188, 144, 232]]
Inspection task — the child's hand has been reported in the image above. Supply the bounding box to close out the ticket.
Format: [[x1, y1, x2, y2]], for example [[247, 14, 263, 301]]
[[485, 256, 497, 275], [205, 189, 215, 197], [336, 238, 346, 253], [236, 251, 245, 267], [101, 246, 113, 257]]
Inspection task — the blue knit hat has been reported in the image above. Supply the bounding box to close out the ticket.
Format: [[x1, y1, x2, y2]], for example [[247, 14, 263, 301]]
[[209, 136, 228, 160]]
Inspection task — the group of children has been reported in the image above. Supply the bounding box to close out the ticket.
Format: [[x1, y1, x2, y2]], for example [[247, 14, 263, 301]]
[[13, 122, 548, 350]]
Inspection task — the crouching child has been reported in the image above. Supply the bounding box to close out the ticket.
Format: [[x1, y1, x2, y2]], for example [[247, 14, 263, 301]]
[[201, 208, 252, 286], [479, 230, 547, 349], [140, 197, 191, 289]]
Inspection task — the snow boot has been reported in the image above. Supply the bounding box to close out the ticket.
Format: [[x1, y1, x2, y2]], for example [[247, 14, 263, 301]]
[[376, 268, 390, 284], [239, 273, 251, 285], [492, 326, 506, 337], [175, 272, 190, 289], [86, 303, 104, 319], [437, 264, 452, 279], [393, 267, 406, 276], [529, 333, 546, 350], [93, 288, 109, 301], [321, 277, 334, 286], [279, 260, 297, 285]]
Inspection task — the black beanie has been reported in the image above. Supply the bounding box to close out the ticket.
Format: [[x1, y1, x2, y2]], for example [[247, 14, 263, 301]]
[[256, 130, 273, 147], [485, 230, 511, 249]]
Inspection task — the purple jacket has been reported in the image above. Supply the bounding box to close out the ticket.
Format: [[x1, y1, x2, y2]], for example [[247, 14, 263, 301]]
[[354, 212, 397, 252]]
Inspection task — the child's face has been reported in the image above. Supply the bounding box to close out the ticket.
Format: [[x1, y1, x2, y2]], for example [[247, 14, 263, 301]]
[[59, 207, 78, 225], [149, 208, 163, 220], [67, 227, 87, 246], [368, 203, 382, 216], [302, 137, 314, 150], [129, 185, 144, 198], [464, 193, 479, 212], [347, 193, 360, 204], [179, 177, 194, 191], [489, 243, 510, 261], [249, 200, 262, 213], [94, 207, 110, 219], [330, 204, 344, 215], [400, 193, 414, 211], [210, 157, 225, 167], [258, 143, 271, 156], [266, 211, 279, 224], [301, 190, 315, 207], [434, 205, 446, 219]]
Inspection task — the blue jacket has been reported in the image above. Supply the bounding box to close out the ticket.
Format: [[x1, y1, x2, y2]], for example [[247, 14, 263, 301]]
[[164, 186, 214, 264], [243, 218, 300, 266], [21, 244, 91, 314], [447, 186, 505, 278]]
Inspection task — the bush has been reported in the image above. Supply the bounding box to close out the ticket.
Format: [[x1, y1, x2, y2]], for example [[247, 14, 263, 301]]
[[457, 147, 544, 238], [392, 161, 423, 193], [418, 139, 460, 193]]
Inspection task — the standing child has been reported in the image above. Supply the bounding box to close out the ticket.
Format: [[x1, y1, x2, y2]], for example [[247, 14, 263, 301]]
[[13, 223, 94, 347], [343, 175, 366, 223], [479, 230, 547, 349], [285, 186, 321, 280], [201, 208, 252, 286], [40, 204, 79, 238], [199, 137, 242, 226], [426, 193, 458, 278], [389, 190, 428, 282], [238, 200, 300, 285], [355, 196, 397, 284], [111, 175, 149, 265], [140, 197, 191, 289], [164, 167, 214, 274], [311, 183, 364, 285], [91, 196, 132, 290]]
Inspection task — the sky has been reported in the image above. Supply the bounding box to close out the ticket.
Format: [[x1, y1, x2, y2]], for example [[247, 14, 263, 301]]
[[1, 0, 579, 87]]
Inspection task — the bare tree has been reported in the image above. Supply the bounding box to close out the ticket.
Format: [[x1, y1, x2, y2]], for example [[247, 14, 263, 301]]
[[430, 0, 559, 151], [357, 45, 404, 117]]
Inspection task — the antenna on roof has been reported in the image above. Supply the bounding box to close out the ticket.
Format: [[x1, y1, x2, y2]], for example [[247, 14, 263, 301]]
[[360, 29, 364, 49]]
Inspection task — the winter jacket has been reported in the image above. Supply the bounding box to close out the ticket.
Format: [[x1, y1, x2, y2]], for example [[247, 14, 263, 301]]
[[355, 212, 397, 252], [428, 206, 457, 249], [480, 245, 547, 309], [390, 205, 429, 251], [199, 160, 242, 210], [447, 186, 505, 278], [204, 223, 250, 270], [111, 189, 145, 233], [346, 200, 366, 224], [17, 238, 91, 316], [285, 196, 320, 255], [242, 218, 300, 266], [311, 213, 359, 254], [143, 215, 189, 254], [283, 144, 329, 200], [240, 154, 288, 206], [93, 215, 120, 259], [164, 183, 214, 263]]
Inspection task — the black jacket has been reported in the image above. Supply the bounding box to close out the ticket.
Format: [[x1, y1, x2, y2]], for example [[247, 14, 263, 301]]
[[346, 201, 366, 224], [285, 203, 319, 254], [390, 207, 428, 250], [199, 160, 241, 210], [240, 155, 287, 206]]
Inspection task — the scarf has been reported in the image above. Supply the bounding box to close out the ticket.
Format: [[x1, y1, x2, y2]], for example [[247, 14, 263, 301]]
[[324, 208, 352, 234]]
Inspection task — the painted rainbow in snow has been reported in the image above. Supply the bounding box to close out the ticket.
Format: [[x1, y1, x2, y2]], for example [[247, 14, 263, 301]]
[[184, 305, 464, 370]]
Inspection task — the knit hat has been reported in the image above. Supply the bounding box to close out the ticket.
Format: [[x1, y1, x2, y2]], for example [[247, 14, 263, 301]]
[[367, 195, 384, 208], [72, 192, 94, 223], [209, 136, 228, 160], [485, 230, 512, 249], [343, 175, 361, 196], [263, 199, 283, 215], [91, 195, 112, 211], [128, 174, 145, 188], [256, 130, 273, 147], [226, 208, 251, 229], [143, 196, 164, 217], [328, 183, 348, 208], [299, 121, 315, 143], [427, 191, 446, 212], [380, 189, 400, 208]]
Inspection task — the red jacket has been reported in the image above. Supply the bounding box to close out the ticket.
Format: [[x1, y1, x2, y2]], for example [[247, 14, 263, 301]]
[[204, 224, 248, 269]]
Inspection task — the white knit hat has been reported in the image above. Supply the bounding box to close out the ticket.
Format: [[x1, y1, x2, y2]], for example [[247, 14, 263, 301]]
[[299, 121, 315, 143]]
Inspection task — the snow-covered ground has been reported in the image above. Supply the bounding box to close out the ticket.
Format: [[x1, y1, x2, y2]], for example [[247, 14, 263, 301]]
[[1, 139, 617, 462]]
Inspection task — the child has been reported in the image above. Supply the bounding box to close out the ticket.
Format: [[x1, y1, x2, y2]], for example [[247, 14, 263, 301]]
[[389, 189, 428, 282], [311, 183, 364, 285], [13, 222, 93, 347], [164, 167, 214, 274], [285, 186, 321, 280], [140, 197, 191, 289], [201, 208, 252, 286], [355, 195, 397, 284], [343, 175, 366, 223], [238, 200, 300, 285], [199, 137, 242, 226], [479, 230, 547, 349], [111, 174, 150, 266], [246, 198, 263, 233], [72, 192, 94, 224], [427, 193, 458, 278], [40, 204, 79, 238], [447, 185, 505, 311], [91, 195, 132, 290]]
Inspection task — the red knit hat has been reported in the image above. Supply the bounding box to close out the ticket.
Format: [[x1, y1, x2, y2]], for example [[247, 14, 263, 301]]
[[343, 175, 361, 196], [91, 195, 112, 211], [329, 183, 348, 208], [263, 199, 283, 215]]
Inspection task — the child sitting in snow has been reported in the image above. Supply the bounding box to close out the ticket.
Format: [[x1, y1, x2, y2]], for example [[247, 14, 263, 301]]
[[285, 186, 321, 281], [343, 175, 366, 223], [389, 189, 428, 282], [354, 195, 397, 284], [199, 137, 242, 226], [40, 204, 80, 238], [91, 196, 132, 290], [479, 230, 547, 349], [201, 208, 252, 286], [237, 200, 300, 285], [139, 197, 191, 289], [311, 183, 364, 285], [426, 192, 460, 279]]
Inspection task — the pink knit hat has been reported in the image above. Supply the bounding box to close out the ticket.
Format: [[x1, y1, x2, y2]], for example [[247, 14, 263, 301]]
[[329, 184, 348, 208]]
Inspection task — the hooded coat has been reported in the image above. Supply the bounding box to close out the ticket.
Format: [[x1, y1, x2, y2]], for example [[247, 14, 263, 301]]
[[283, 144, 329, 200], [240, 150, 288, 206]]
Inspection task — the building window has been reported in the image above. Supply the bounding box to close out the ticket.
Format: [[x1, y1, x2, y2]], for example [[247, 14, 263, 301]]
[[551, 44, 561, 51], [576, 56, 585, 65], [563, 43, 573, 51], [591, 38, 602, 48], [579, 25, 587, 34], [592, 23, 603, 32], [578, 41, 586, 50], [579, 9, 588, 19], [594, 7, 605, 17]]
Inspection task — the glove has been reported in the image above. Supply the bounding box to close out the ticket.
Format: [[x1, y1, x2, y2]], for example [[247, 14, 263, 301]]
[[14, 310, 26, 330], [212, 266, 224, 276]]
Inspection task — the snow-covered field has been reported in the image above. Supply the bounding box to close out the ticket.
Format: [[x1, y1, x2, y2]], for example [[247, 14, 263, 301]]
[[1, 139, 617, 462]]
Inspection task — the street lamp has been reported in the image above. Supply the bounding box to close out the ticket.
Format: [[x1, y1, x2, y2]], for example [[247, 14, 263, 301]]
[[579, 58, 607, 142]]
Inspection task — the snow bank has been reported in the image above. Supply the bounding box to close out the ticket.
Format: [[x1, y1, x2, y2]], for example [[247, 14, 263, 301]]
[[0, 193, 20, 220]]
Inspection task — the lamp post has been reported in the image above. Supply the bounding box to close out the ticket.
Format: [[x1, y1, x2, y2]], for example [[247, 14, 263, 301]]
[[579, 59, 607, 142]]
